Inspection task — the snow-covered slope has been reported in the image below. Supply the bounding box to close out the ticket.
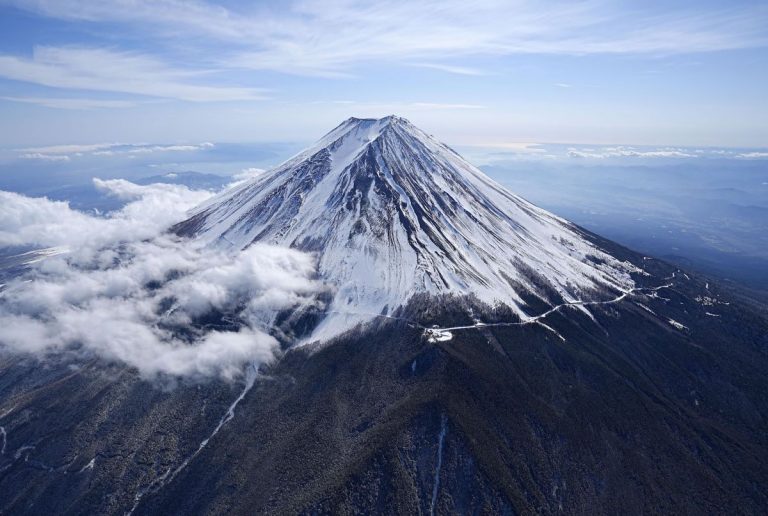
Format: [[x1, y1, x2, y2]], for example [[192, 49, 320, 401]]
[[177, 116, 639, 341]]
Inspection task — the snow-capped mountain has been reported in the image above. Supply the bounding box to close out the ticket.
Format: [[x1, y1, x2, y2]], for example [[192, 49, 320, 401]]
[[5, 117, 768, 516], [176, 116, 639, 340]]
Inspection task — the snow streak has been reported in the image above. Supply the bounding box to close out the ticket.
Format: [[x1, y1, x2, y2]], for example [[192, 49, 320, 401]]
[[430, 414, 448, 516], [129, 364, 258, 514]]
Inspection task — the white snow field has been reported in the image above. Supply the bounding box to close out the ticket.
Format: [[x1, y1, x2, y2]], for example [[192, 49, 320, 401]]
[[182, 116, 640, 342]]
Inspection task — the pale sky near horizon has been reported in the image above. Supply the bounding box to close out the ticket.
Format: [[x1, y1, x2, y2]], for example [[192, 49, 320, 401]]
[[0, 0, 766, 148]]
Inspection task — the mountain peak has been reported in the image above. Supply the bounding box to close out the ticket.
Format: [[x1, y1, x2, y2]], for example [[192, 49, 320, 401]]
[[333, 115, 422, 142], [320, 114, 417, 152], [344, 114, 407, 126], [177, 117, 640, 342]]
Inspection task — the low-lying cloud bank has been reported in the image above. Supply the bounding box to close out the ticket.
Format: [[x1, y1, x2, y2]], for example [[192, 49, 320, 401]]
[[17, 142, 216, 162], [0, 179, 321, 380]]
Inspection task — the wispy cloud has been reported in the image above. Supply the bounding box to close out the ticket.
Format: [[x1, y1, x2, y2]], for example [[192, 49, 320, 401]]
[[17, 141, 215, 161], [2, 0, 249, 39], [0, 46, 266, 102], [465, 144, 768, 163], [413, 63, 488, 76], [94, 142, 215, 156], [19, 152, 71, 162], [229, 167, 266, 186], [736, 151, 768, 159], [318, 100, 486, 111], [467, 142, 547, 152], [567, 146, 696, 159], [19, 142, 121, 154], [1, 96, 139, 109], [409, 102, 485, 110], [1, 1, 766, 146], [4, 1, 767, 79], [459, 142, 557, 164]]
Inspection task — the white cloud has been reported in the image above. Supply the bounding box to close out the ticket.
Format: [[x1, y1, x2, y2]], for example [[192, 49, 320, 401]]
[[0, 46, 267, 102], [2, 0, 248, 39], [0, 180, 322, 380], [19, 142, 120, 154], [567, 146, 696, 159], [124, 142, 215, 154], [17, 141, 215, 161], [459, 142, 556, 164], [693, 149, 733, 155], [19, 152, 71, 161], [0, 179, 211, 254], [236, 167, 265, 178], [315, 100, 486, 112], [735, 151, 768, 159], [467, 142, 546, 153], [458, 144, 764, 164], [4, 1, 766, 78], [410, 102, 485, 110], [228, 167, 266, 187], [1, 96, 138, 109], [413, 63, 487, 76]]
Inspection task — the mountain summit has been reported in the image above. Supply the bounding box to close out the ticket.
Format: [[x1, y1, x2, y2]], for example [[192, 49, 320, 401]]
[[176, 116, 638, 340]]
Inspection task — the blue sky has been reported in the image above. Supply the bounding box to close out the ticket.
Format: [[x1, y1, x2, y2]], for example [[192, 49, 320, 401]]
[[0, 0, 766, 148]]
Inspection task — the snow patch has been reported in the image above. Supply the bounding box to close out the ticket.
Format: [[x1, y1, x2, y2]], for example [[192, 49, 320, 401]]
[[79, 457, 96, 472], [668, 319, 688, 331]]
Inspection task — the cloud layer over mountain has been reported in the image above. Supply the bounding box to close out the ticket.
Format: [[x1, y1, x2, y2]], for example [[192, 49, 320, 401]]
[[0, 179, 321, 380]]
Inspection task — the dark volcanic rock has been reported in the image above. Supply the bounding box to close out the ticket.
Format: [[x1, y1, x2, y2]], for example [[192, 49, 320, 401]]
[[2, 246, 766, 515]]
